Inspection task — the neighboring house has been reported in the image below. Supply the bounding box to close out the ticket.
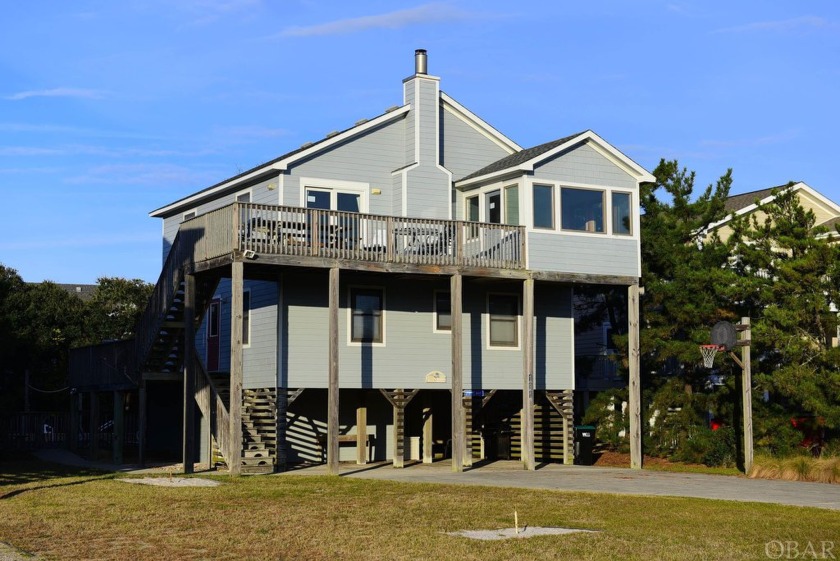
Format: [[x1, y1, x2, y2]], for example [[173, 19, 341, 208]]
[[573, 182, 840, 415], [69, 50, 652, 473], [706, 181, 840, 240]]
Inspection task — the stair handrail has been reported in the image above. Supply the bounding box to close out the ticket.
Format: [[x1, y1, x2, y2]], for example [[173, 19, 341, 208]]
[[193, 351, 230, 466]]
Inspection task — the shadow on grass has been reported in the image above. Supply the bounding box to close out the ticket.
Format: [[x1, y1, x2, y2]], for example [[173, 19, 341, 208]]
[[0, 453, 113, 498]]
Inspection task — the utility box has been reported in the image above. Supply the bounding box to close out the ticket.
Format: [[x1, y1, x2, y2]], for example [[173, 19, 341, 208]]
[[574, 425, 596, 465]]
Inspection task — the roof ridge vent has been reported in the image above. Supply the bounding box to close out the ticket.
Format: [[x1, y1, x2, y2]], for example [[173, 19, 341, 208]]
[[300, 141, 314, 149], [385, 105, 399, 113], [325, 130, 340, 138], [355, 118, 369, 126]]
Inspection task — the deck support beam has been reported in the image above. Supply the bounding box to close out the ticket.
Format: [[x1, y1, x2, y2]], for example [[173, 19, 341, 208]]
[[422, 403, 433, 464], [380, 389, 419, 468], [628, 282, 642, 469], [183, 272, 196, 474], [521, 277, 535, 470], [356, 401, 367, 465], [327, 267, 340, 475], [88, 392, 99, 460], [112, 390, 125, 465], [138, 381, 147, 466], [450, 273, 465, 472], [229, 261, 244, 475]]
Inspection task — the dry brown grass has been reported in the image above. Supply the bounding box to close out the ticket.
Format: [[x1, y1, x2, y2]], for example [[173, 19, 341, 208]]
[[750, 453, 840, 484], [1, 456, 838, 561]]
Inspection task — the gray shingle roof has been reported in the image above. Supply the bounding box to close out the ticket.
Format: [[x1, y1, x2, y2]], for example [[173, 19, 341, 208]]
[[724, 185, 790, 213], [458, 131, 587, 182]]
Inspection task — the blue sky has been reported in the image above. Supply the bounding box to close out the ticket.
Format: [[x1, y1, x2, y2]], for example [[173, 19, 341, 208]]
[[1, 1, 838, 284]]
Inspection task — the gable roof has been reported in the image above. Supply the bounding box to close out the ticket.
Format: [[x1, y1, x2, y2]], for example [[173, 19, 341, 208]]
[[706, 182, 840, 234], [149, 105, 411, 218], [455, 130, 656, 188], [724, 186, 781, 213]]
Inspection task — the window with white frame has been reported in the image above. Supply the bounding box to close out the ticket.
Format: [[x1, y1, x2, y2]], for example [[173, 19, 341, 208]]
[[504, 184, 519, 225], [434, 291, 451, 332], [350, 287, 384, 343], [611, 192, 632, 235], [532, 184, 554, 229], [236, 191, 251, 203], [488, 293, 519, 347], [561, 187, 604, 233]]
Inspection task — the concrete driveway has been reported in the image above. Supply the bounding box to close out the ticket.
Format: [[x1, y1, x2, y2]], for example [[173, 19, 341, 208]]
[[281, 460, 840, 511]]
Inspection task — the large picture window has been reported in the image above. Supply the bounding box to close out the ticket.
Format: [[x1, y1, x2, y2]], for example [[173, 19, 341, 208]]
[[561, 187, 604, 233], [351, 288, 383, 343], [612, 192, 632, 235], [532, 184, 554, 229], [488, 293, 519, 347]]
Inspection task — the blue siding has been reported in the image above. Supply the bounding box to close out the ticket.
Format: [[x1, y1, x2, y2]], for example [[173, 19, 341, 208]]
[[440, 106, 513, 181]]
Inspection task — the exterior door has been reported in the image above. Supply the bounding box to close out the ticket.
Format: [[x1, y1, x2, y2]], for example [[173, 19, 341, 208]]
[[486, 190, 501, 224], [206, 299, 221, 371]]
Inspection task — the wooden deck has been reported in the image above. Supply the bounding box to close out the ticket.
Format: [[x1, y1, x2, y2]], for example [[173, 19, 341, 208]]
[[182, 202, 526, 271]]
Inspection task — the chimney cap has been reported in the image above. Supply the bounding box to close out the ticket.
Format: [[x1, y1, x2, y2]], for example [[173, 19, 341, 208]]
[[414, 48, 428, 75]]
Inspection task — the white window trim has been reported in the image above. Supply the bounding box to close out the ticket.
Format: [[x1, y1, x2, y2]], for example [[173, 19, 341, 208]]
[[531, 183, 556, 230], [486, 292, 521, 351], [299, 177, 369, 212], [235, 189, 252, 204], [347, 285, 386, 347], [433, 289, 451, 334], [609, 190, 634, 236], [524, 178, 639, 239]]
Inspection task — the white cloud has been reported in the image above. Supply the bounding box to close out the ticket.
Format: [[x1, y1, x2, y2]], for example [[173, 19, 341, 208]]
[[4, 88, 108, 101], [279, 3, 472, 37], [713, 16, 834, 34]]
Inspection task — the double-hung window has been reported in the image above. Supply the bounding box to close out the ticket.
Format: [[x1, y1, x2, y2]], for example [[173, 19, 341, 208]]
[[351, 288, 384, 343], [488, 293, 519, 347]]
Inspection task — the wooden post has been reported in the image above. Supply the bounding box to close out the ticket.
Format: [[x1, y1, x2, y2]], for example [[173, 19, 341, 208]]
[[356, 401, 367, 465], [24, 369, 30, 413], [229, 261, 244, 475], [138, 381, 147, 466], [741, 317, 753, 474], [112, 391, 124, 465], [628, 283, 642, 469], [183, 273, 196, 474], [450, 273, 464, 472], [422, 404, 433, 464], [199, 378, 211, 466], [327, 267, 340, 475], [88, 392, 98, 460], [521, 277, 535, 470], [69, 392, 79, 453]]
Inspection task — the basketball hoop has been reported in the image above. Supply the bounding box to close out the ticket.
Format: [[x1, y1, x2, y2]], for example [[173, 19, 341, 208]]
[[699, 344, 722, 368]]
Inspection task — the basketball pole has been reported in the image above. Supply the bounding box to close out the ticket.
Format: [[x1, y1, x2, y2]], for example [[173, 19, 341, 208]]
[[740, 317, 753, 474], [725, 317, 753, 474]]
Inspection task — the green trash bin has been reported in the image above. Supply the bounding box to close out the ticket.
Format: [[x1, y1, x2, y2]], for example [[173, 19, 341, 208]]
[[574, 425, 596, 465]]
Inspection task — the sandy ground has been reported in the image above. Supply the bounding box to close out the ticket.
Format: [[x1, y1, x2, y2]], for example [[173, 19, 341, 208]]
[[448, 527, 596, 540], [118, 476, 220, 487]]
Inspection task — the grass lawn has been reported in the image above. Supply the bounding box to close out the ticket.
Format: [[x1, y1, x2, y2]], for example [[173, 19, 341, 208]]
[[1, 457, 837, 561]]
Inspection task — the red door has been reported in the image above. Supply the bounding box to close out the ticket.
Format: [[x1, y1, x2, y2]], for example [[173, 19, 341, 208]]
[[207, 299, 220, 371]]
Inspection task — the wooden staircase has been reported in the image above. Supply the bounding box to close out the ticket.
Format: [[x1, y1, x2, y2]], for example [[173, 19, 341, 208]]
[[240, 388, 277, 474]]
